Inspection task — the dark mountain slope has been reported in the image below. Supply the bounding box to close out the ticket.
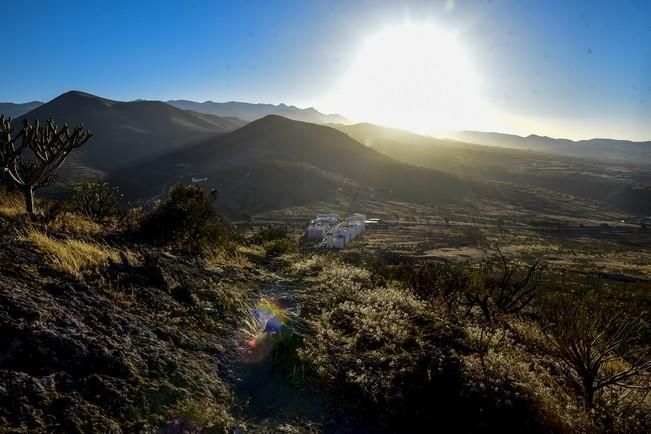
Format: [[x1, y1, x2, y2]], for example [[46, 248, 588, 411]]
[[167, 100, 348, 124], [115, 115, 483, 216], [16, 91, 246, 176], [0, 101, 43, 118]]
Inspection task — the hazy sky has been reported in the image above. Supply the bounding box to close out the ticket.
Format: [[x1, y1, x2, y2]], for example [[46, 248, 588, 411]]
[[2, 0, 650, 140]]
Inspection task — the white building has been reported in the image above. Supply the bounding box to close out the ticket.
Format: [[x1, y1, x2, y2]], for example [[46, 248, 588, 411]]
[[316, 213, 338, 224], [307, 224, 326, 240], [309, 212, 369, 250], [332, 235, 346, 249]]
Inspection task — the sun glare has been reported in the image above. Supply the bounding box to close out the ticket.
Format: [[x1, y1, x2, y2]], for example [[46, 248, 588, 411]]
[[326, 22, 484, 134]]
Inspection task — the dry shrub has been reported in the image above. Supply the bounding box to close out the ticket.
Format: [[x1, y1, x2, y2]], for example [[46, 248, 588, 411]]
[[460, 334, 593, 433], [301, 285, 445, 399], [508, 316, 552, 354], [543, 298, 651, 432], [290, 254, 326, 274], [298, 261, 458, 412], [22, 229, 118, 278], [317, 260, 372, 286], [461, 317, 597, 432], [297, 258, 630, 432]]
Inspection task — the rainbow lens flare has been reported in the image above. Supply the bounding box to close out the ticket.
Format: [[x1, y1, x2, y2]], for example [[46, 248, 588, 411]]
[[238, 298, 289, 363]]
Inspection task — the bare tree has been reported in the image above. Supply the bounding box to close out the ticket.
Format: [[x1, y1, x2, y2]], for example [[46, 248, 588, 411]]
[[546, 303, 651, 408], [0, 117, 91, 216], [466, 247, 540, 322], [492, 248, 540, 314]]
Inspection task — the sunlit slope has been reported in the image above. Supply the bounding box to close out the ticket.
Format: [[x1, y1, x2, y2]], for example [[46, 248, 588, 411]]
[[448, 130, 651, 164], [333, 123, 651, 215], [115, 115, 486, 216]]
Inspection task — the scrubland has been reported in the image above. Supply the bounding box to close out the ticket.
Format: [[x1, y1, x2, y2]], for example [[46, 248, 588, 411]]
[[0, 185, 649, 433]]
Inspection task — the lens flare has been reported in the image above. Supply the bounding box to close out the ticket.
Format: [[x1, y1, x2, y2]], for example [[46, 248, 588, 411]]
[[238, 298, 289, 363]]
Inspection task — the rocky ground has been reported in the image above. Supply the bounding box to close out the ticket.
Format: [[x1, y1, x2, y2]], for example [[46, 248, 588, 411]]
[[0, 214, 273, 433], [0, 212, 367, 433]]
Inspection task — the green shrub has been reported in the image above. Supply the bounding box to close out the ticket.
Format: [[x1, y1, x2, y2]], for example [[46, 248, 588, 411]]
[[263, 238, 294, 257], [71, 181, 123, 222], [251, 224, 289, 244], [139, 184, 229, 252]]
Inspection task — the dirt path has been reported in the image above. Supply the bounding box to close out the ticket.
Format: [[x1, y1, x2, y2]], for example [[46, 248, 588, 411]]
[[225, 275, 368, 433]]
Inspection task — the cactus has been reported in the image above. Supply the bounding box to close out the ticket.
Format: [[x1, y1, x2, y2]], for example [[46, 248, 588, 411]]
[[0, 117, 92, 216], [0, 116, 29, 172]]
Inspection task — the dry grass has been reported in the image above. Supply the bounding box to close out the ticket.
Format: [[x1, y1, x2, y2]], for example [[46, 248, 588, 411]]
[[21, 228, 119, 278], [0, 190, 23, 218], [202, 245, 250, 269], [46, 212, 103, 237]]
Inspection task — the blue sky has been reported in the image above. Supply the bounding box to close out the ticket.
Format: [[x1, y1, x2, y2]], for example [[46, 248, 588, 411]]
[[1, 0, 650, 140]]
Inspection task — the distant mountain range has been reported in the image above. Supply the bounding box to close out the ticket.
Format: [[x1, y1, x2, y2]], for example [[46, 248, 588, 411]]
[[4, 91, 484, 215], [446, 131, 651, 164], [0, 101, 44, 118], [14, 91, 245, 181], [3, 95, 649, 165], [167, 100, 348, 124], [2, 90, 649, 216], [334, 122, 651, 215], [1, 97, 349, 126]]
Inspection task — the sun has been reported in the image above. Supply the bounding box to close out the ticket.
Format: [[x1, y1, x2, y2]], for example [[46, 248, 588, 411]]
[[325, 22, 483, 134]]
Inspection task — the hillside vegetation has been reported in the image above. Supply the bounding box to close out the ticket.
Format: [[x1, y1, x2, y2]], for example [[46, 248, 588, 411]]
[[0, 185, 648, 433]]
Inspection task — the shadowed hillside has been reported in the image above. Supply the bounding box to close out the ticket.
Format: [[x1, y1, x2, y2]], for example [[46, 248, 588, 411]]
[[16, 91, 246, 179], [114, 115, 484, 216]]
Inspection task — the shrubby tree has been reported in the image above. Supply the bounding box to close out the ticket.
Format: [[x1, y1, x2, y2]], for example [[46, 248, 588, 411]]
[[72, 181, 122, 222], [466, 248, 540, 322], [0, 116, 91, 216], [545, 299, 651, 408], [408, 262, 471, 314], [139, 183, 228, 252]]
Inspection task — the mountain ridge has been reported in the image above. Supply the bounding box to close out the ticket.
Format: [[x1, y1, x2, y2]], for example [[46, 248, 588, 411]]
[[447, 130, 651, 163], [114, 114, 482, 216], [0, 101, 44, 118], [167, 99, 348, 124], [14, 91, 246, 181]]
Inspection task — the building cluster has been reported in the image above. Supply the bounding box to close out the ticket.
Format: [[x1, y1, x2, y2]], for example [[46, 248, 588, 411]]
[[306, 212, 367, 249]]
